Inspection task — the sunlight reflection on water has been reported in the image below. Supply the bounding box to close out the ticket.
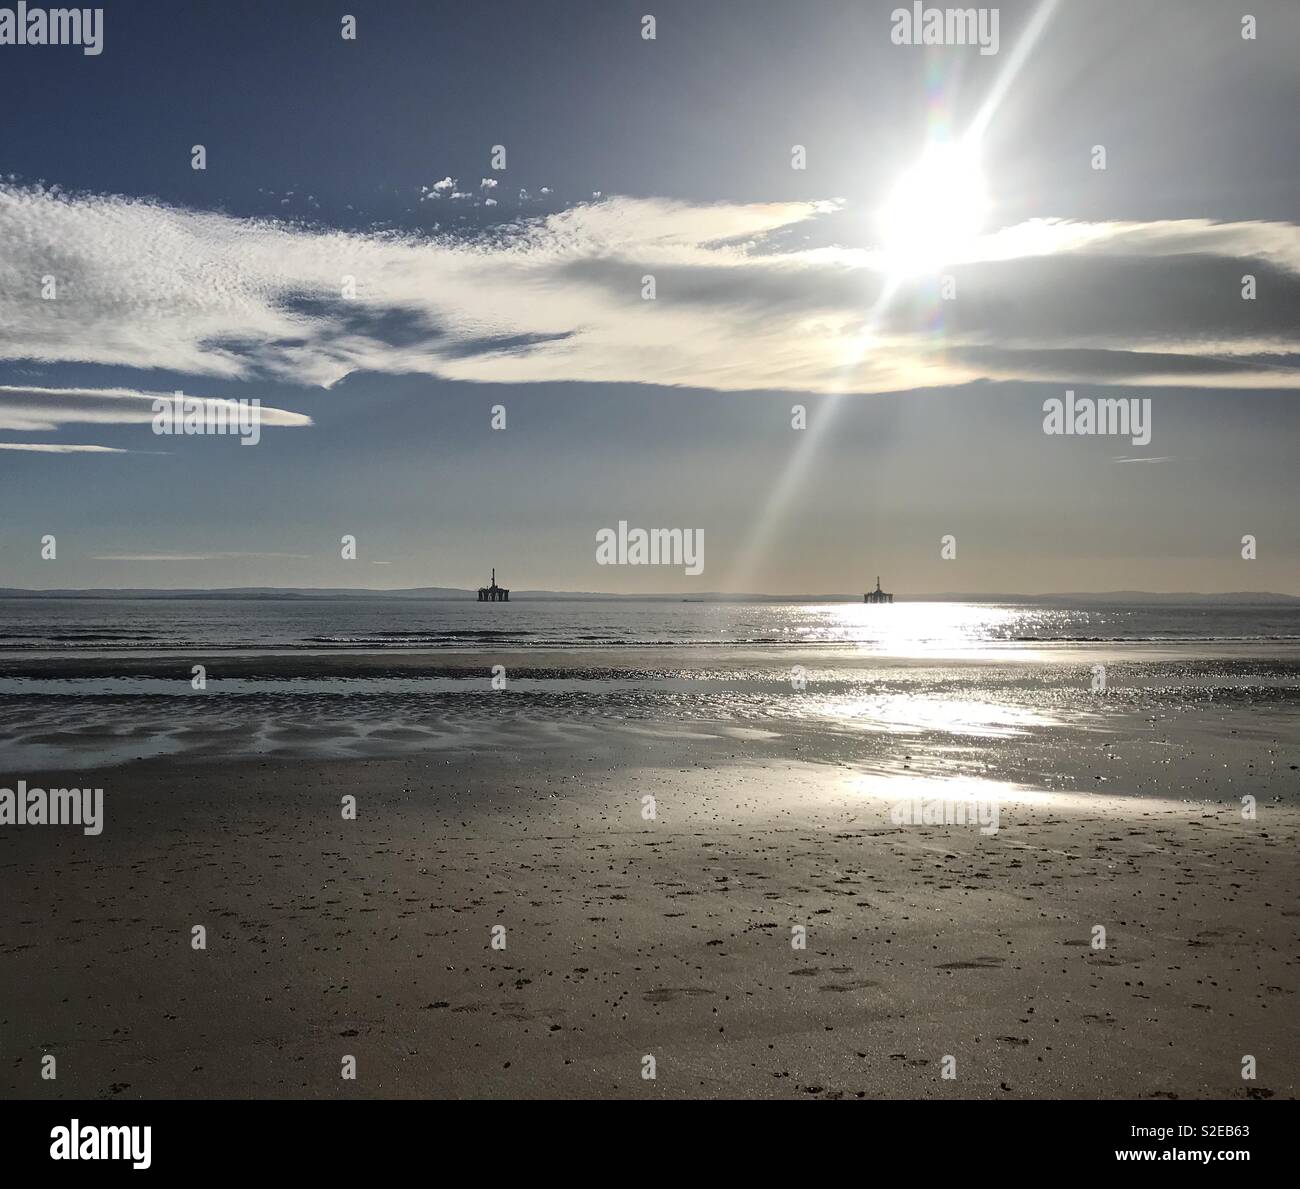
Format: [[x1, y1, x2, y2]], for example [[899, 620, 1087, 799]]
[[775, 602, 1059, 652], [846, 771, 1177, 819], [816, 693, 1061, 736]]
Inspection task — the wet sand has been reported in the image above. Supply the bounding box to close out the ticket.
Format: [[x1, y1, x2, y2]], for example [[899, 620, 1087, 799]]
[[0, 649, 1296, 1099]]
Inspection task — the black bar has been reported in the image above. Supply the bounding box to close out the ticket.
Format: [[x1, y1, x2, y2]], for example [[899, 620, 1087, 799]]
[[3, 1098, 1289, 1175]]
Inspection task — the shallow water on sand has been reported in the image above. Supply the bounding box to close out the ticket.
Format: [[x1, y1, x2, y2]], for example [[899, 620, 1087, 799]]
[[0, 651, 1294, 776]]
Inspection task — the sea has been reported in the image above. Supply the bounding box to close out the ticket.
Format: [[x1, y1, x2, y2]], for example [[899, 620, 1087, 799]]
[[1, 597, 1296, 770], [2, 596, 1299, 653]]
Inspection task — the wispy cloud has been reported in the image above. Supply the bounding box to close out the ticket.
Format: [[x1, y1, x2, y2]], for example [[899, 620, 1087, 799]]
[[0, 384, 312, 433], [0, 442, 130, 453], [2, 183, 1298, 394], [91, 551, 313, 561]]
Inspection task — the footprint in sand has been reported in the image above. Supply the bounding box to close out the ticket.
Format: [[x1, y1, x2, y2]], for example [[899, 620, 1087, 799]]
[[643, 988, 713, 1004], [1190, 927, 1247, 946], [936, 956, 1005, 970]]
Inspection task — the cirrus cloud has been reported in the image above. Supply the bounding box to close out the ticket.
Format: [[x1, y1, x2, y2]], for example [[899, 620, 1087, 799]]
[[1, 182, 1298, 396], [0, 442, 130, 453], [0, 384, 313, 433]]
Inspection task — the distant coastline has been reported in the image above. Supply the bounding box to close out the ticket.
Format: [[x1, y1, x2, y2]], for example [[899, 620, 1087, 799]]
[[1, 588, 1297, 604]]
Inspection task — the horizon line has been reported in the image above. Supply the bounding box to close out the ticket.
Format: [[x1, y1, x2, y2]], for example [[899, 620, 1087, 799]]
[[2, 586, 1298, 601]]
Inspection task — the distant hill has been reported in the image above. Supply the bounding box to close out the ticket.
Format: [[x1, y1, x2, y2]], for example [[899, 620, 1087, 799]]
[[919, 591, 1300, 605], [0, 588, 1296, 604], [0, 586, 474, 600]]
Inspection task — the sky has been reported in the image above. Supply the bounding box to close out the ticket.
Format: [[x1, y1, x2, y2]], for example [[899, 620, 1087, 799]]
[[0, 0, 1297, 595]]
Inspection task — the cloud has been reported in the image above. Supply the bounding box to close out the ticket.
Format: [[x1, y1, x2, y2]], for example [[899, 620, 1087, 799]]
[[91, 551, 312, 561], [0, 442, 130, 453], [1, 182, 1298, 394], [420, 177, 454, 201], [0, 384, 312, 433]]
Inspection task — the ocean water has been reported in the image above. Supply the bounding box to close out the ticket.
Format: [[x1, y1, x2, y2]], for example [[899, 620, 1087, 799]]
[[1, 597, 1296, 771], [1, 597, 1298, 653]]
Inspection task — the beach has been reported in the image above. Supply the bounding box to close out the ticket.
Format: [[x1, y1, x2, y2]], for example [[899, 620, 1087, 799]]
[[3, 0, 1298, 1162], [1, 641, 1296, 1099]]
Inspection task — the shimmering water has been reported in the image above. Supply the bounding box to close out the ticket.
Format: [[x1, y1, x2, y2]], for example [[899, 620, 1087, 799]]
[[2, 596, 1297, 653]]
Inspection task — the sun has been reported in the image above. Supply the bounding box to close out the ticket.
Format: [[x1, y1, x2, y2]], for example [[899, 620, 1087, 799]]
[[876, 142, 989, 276]]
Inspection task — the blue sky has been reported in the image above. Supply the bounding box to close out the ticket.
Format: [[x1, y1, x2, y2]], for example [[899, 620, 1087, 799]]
[[1, 0, 1297, 593]]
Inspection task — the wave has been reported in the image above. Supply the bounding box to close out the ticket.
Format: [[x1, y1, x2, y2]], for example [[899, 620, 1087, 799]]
[[5, 634, 1300, 653]]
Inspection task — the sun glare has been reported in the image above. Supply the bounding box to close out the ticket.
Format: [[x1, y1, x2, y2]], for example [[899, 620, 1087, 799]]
[[876, 142, 989, 275]]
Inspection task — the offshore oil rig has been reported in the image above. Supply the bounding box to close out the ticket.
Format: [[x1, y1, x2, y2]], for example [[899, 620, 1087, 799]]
[[477, 568, 510, 602], [863, 576, 893, 604]]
